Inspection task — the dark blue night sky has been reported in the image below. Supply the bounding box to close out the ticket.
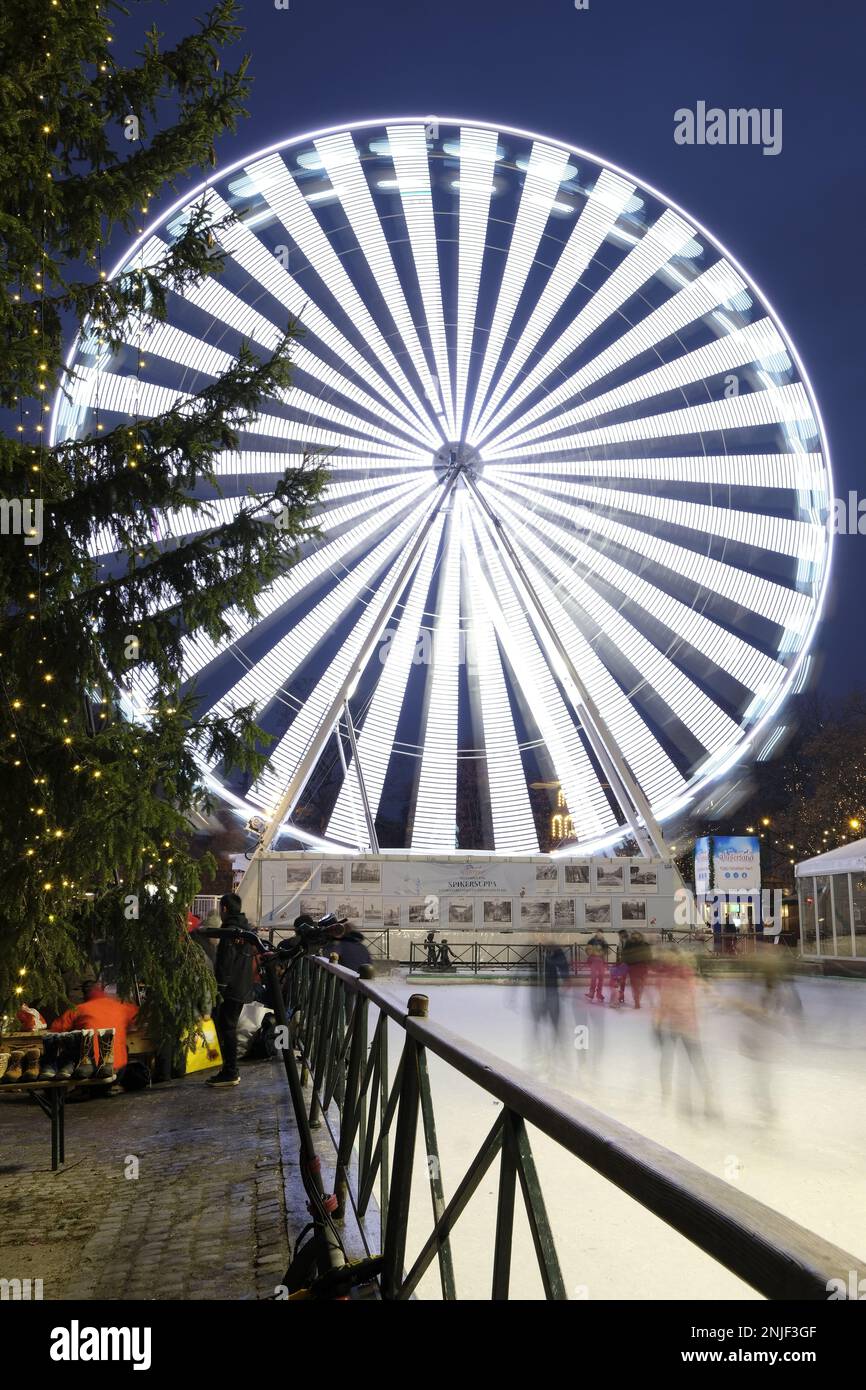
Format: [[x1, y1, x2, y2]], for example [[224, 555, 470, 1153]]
[[118, 0, 866, 695]]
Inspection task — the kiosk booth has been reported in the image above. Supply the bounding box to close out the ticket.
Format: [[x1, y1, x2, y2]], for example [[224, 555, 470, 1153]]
[[795, 840, 866, 961]]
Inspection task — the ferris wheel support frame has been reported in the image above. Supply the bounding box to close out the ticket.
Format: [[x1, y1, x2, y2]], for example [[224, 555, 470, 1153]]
[[463, 473, 669, 861], [343, 698, 380, 854]]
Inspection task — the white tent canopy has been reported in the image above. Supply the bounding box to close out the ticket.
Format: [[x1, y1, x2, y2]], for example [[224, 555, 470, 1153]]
[[795, 839, 866, 878]]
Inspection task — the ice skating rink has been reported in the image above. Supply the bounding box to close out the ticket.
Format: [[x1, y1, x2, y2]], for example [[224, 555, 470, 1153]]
[[381, 973, 866, 1300]]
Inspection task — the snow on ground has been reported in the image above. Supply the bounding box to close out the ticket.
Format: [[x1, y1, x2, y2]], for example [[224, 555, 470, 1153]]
[[375, 973, 866, 1300]]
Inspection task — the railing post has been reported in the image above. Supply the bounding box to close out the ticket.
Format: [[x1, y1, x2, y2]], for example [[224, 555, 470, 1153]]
[[309, 966, 337, 1128], [492, 1109, 518, 1300], [379, 1014, 390, 1231], [335, 992, 367, 1220], [417, 1044, 456, 1300], [381, 993, 426, 1299]]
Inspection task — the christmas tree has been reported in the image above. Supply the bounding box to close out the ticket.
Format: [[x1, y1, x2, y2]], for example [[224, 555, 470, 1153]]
[[0, 0, 325, 1035]]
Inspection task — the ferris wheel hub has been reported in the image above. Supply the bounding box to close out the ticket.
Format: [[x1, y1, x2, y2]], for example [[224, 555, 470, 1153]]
[[432, 441, 484, 482]]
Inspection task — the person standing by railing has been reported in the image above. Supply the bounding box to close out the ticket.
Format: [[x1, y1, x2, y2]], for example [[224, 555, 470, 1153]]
[[195, 893, 256, 1089]]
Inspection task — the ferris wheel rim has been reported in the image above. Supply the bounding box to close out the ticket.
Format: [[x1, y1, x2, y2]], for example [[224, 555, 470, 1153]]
[[53, 115, 834, 855]]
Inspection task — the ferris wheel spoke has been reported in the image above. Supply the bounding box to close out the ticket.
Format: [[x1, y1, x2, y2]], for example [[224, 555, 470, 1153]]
[[242, 155, 442, 443], [465, 141, 575, 442], [327, 515, 446, 844], [67, 362, 423, 466], [125, 316, 427, 457], [387, 123, 456, 437], [485, 481, 742, 765], [164, 256, 433, 449], [203, 190, 440, 448], [410, 491, 464, 849], [210, 451, 429, 483], [496, 319, 791, 454], [484, 380, 819, 465], [486, 471, 814, 632], [495, 553, 687, 810], [481, 472, 786, 696], [485, 451, 828, 492], [463, 543, 541, 852], [248, 517, 442, 812], [473, 168, 636, 441], [188, 272, 434, 446], [466, 496, 616, 841], [455, 126, 500, 438], [208, 492, 439, 737], [314, 130, 449, 434], [93, 492, 269, 560], [179, 480, 436, 692], [498, 472, 820, 563], [483, 258, 747, 450], [126, 474, 437, 714], [471, 208, 697, 446]]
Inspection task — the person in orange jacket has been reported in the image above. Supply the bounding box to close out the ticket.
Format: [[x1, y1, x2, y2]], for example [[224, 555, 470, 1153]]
[[51, 982, 138, 1074]]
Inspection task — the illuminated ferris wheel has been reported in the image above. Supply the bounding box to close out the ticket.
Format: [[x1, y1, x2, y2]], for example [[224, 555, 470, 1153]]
[[53, 117, 832, 858]]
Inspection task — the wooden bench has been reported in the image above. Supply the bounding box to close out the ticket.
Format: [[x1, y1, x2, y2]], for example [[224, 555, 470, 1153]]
[[0, 1075, 116, 1169]]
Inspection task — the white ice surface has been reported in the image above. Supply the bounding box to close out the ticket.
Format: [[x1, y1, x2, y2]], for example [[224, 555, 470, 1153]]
[[373, 975, 866, 1300]]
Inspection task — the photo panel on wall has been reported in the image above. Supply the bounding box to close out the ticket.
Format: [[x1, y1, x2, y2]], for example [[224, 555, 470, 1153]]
[[521, 899, 551, 927], [595, 863, 624, 891], [299, 896, 327, 920], [535, 863, 559, 893], [483, 898, 512, 925], [564, 864, 590, 891], [350, 861, 381, 889], [553, 897, 575, 927], [364, 896, 383, 925], [620, 898, 647, 923], [334, 897, 363, 929], [286, 863, 315, 887], [629, 863, 657, 891], [321, 862, 346, 888], [448, 900, 475, 925], [408, 898, 439, 924], [584, 897, 612, 925]]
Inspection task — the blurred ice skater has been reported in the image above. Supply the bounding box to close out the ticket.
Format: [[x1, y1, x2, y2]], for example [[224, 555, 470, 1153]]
[[653, 948, 720, 1121]]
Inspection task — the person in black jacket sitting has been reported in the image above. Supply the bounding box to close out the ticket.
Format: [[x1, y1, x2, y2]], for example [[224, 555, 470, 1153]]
[[205, 893, 256, 1089]]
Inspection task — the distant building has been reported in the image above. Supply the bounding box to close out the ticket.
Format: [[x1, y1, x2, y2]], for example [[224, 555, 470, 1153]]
[[551, 788, 574, 843]]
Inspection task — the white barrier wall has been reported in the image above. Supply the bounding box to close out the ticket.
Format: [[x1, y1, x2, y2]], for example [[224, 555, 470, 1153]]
[[238, 852, 689, 935]]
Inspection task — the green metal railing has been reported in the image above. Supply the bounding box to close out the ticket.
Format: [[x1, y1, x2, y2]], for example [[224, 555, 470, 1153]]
[[408, 941, 579, 974], [289, 953, 863, 1300]]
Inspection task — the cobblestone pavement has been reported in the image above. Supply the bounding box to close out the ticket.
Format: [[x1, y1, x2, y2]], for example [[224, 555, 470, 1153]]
[[0, 1060, 296, 1300]]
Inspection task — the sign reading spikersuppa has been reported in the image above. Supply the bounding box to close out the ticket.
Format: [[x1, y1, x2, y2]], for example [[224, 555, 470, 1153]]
[[245, 852, 681, 933]]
